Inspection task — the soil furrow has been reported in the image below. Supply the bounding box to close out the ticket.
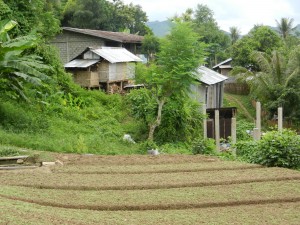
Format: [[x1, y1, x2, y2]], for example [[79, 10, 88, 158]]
[[52, 165, 263, 175], [1, 193, 299, 211], [10, 176, 300, 191]]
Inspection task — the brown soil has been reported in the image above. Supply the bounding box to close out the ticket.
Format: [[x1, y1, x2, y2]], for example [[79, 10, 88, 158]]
[[52, 153, 220, 165], [1, 153, 299, 219], [1, 193, 299, 211]]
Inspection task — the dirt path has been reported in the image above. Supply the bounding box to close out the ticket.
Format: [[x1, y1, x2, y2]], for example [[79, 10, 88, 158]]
[[225, 94, 255, 121]]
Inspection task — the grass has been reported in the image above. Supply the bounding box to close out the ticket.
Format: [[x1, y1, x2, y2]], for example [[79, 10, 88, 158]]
[[224, 93, 256, 121], [1, 196, 299, 225], [0, 92, 146, 155], [1, 181, 299, 209]]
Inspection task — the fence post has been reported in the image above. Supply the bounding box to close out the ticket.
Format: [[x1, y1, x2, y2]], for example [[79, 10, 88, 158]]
[[203, 104, 207, 139], [253, 128, 260, 141], [231, 117, 237, 144], [215, 109, 220, 152], [278, 107, 283, 132], [254, 101, 261, 140], [231, 117, 237, 156]]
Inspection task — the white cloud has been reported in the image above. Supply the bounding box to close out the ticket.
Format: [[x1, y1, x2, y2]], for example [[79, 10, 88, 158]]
[[119, 0, 299, 34]]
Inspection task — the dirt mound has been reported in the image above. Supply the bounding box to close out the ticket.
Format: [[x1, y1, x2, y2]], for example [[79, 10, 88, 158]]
[[53, 153, 219, 165]]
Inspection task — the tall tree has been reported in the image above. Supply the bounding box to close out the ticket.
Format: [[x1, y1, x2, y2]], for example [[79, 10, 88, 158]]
[[231, 25, 283, 69], [192, 4, 230, 67], [141, 34, 160, 62], [135, 22, 206, 141], [62, 0, 149, 34], [276, 17, 296, 40], [229, 26, 240, 45], [63, 0, 112, 30]]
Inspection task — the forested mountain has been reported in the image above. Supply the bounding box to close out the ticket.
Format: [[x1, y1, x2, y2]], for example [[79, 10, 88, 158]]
[[146, 20, 174, 37], [147, 20, 300, 37]]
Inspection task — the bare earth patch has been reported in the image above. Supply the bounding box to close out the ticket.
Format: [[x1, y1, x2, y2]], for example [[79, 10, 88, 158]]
[[0, 153, 299, 224]]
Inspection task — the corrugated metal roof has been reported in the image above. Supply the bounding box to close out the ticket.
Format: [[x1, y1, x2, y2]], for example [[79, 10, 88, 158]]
[[212, 58, 232, 69], [195, 66, 228, 85], [63, 27, 143, 43], [64, 59, 100, 68], [219, 65, 232, 69], [91, 47, 142, 63]]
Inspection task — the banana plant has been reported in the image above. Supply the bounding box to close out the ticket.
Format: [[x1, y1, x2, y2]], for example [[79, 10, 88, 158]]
[[0, 19, 51, 99]]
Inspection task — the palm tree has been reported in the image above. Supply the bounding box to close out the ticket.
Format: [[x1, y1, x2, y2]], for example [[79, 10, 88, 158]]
[[229, 26, 240, 44], [248, 49, 300, 118], [276, 17, 296, 39], [0, 20, 50, 99]]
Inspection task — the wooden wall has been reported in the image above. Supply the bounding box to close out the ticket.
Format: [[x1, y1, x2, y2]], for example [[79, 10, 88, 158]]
[[73, 71, 99, 88]]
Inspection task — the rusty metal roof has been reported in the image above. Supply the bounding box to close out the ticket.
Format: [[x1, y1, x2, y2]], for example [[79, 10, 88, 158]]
[[63, 27, 144, 43], [195, 66, 228, 85], [64, 59, 100, 68], [91, 47, 142, 63]]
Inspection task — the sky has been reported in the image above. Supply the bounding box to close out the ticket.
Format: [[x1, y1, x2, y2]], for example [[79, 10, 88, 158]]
[[120, 0, 300, 34]]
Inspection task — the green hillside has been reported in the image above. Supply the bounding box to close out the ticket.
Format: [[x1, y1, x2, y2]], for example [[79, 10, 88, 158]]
[[147, 20, 174, 37]]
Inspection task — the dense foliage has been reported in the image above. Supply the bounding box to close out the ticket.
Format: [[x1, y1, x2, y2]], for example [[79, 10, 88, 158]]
[[127, 89, 204, 144], [62, 0, 150, 35], [0, 0, 61, 39], [236, 129, 300, 169], [231, 26, 283, 69], [129, 21, 206, 143], [0, 20, 51, 100]]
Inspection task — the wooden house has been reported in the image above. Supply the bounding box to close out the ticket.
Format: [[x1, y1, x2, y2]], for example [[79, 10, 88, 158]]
[[51, 27, 144, 64], [64, 47, 142, 93], [213, 58, 250, 95], [192, 66, 238, 140], [212, 58, 232, 76], [191, 66, 228, 109]]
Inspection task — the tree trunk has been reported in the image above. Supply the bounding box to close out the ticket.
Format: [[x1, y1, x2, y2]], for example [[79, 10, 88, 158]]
[[148, 98, 166, 141]]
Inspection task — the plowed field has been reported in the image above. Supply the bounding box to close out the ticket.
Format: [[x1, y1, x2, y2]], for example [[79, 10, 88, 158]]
[[1, 154, 299, 224]]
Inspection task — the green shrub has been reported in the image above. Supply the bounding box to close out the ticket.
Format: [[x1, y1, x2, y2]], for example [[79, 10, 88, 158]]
[[236, 119, 254, 141], [139, 140, 158, 151], [253, 129, 300, 169], [192, 138, 216, 155], [126, 89, 204, 144], [235, 140, 258, 162]]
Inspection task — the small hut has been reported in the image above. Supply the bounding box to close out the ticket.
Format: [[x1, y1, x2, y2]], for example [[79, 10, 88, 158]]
[[212, 58, 232, 76], [191, 66, 228, 109], [65, 47, 142, 93]]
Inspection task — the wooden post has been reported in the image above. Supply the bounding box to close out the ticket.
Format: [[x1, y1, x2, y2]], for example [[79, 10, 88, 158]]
[[203, 104, 207, 139], [255, 101, 261, 140], [215, 109, 220, 152], [231, 117, 237, 144], [231, 117, 237, 156], [278, 107, 283, 132], [253, 128, 260, 141]]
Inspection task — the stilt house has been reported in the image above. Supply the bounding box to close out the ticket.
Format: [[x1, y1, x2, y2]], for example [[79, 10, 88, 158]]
[[64, 47, 142, 93]]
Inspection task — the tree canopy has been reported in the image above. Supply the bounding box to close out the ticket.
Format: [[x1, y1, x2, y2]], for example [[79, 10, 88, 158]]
[[0, 0, 61, 39], [62, 0, 150, 35], [231, 25, 283, 69]]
